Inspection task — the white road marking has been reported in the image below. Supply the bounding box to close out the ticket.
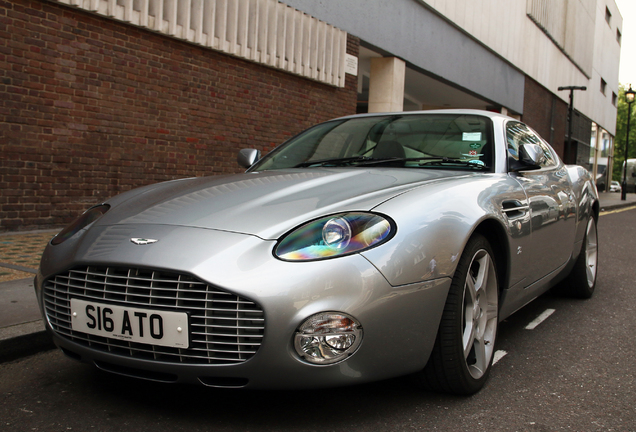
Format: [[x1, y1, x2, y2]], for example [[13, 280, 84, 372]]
[[525, 308, 556, 330], [492, 309, 557, 367], [492, 350, 507, 365]]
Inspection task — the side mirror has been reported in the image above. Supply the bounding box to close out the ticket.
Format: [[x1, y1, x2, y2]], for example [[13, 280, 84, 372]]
[[237, 148, 261, 168], [510, 143, 545, 172], [519, 143, 546, 166]]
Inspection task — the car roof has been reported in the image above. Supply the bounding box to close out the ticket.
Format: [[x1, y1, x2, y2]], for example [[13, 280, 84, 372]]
[[333, 109, 513, 122]]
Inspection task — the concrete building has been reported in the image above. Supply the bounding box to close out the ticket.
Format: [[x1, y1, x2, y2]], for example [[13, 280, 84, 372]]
[[285, 0, 621, 180], [0, 0, 623, 231]]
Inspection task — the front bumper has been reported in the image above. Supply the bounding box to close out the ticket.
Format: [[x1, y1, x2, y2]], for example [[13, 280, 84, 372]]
[[35, 224, 451, 389]]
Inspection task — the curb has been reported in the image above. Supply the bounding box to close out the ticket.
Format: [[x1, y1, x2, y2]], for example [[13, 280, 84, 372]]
[[0, 320, 56, 364], [600, 202, 636, 212]]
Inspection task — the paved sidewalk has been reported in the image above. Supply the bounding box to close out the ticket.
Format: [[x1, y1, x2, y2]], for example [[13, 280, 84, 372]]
[[1, 193, 636, 363], [0, 230, 58, 362], [597, 191, 636, 211]]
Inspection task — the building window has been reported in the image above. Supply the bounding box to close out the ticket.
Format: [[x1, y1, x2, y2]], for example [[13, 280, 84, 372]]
[[617, 29, 622, 44], [605, 7, 612, 26], [601, 79, 607, 95], [612, 92, 618, 106]]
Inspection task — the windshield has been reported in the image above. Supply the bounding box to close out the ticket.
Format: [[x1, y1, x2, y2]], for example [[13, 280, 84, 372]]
[[250, 114, 494, 172]]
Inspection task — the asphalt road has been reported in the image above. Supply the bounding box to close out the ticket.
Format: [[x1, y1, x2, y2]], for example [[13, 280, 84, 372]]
[[1, 207, 635, 432]]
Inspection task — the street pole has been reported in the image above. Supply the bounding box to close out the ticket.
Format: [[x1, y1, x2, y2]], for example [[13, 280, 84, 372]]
[[622, 86, 635, 200], [558, 86, 587, 164]]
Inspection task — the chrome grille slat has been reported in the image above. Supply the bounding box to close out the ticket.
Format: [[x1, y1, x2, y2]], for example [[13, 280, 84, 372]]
[[189, 335, 262, 344], [192, 323, 265, 330], [46, 292, 264, 316], [63, 280, 235, 296], [48, 288, 254, 313], [189, 315, 264, 321], [47, 290, 263, 312], [50, 328, 256, 360], [67, 274, 209, 286], [192, 332, 264, 338], [43, 266, 265, 365]]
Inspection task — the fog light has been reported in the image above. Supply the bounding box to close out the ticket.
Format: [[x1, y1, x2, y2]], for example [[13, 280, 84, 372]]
[[325, 334, 356, 350], [294, 312, 363, 365]]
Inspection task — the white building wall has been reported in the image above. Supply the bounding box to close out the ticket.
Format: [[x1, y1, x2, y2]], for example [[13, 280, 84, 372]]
[[591, 0, 622, 132], [423, 0, 621, 135]]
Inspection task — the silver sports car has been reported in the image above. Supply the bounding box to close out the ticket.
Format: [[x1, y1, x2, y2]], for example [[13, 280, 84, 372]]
[[35, 110, 599, 395]]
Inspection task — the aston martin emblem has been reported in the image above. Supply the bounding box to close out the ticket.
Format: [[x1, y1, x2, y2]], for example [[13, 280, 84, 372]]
[[130, 238, 159, 245]]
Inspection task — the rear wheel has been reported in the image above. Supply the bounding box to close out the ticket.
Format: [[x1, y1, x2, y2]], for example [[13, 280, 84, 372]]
[[420, 234, 499, 395]]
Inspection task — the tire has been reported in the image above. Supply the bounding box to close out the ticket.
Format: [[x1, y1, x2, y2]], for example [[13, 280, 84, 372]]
[[559, 216, 598, 299], [420, 234, 499, 395]]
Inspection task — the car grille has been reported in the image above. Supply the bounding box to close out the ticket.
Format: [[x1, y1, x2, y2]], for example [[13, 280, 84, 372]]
[[43, 266, 265, 365]]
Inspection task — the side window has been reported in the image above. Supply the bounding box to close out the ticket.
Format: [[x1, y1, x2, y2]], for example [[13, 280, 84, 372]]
[[506, 122, 537, 162], [506, 122, 555, 168], [536, 139, 557, 166]]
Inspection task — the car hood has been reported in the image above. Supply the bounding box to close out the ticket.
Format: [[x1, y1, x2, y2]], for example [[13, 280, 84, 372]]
[[98, 168, 469, 239]]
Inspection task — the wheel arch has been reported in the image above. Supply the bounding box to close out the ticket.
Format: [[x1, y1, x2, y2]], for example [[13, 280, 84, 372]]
[[472, 218, 510, 295], [591, 198, 600, 221]]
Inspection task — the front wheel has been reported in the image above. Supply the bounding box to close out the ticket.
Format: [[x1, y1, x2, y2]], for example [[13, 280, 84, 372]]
[[559, 216, 598, 299], [420, 234, 499, 395]]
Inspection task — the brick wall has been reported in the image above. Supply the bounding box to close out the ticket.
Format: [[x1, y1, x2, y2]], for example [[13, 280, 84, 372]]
[[0, 0, 359, 231], [522, 76, 568, 158]]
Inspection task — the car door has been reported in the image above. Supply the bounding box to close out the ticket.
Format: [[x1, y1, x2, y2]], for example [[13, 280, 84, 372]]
[[505, 121, 577, 285]]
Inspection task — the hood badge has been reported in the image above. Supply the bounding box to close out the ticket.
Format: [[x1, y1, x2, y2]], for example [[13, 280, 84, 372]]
[[131, 238, 159, 245]]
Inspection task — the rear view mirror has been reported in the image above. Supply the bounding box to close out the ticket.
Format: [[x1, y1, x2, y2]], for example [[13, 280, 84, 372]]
[[238, 148, 261, 168]]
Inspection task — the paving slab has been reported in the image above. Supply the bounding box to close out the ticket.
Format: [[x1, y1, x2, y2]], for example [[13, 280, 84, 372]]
[[0, 277, 40, 328]]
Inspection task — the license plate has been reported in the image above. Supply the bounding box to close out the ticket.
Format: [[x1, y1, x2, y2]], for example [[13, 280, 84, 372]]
[[70, 299, 189, 349]]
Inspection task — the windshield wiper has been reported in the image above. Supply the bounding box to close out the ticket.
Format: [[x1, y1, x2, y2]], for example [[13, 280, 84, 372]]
[[296, 156, 414, 167], [294, 156, 374, 167], [417, 157, 488, 169], [355, 156, 488, 169], [295, 156, 488, 169]]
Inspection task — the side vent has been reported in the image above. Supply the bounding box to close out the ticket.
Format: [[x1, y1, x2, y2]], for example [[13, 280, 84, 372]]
[[501, 200, 529, 219]]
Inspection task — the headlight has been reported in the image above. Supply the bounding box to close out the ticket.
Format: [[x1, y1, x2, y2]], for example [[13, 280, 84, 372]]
[[275, 212, 394, 261], [294, 312, 363, 365], [51, 204, 110, 246]]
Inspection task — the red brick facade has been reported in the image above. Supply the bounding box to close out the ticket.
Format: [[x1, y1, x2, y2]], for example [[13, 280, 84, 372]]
[[522, 76, 569, 157], [0, 0, 359, 231]]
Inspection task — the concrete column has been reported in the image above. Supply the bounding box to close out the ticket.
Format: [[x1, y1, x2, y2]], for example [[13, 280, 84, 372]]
[[368, 57, 405, 113], [608, 136, 615, 185], [592, 125, 602, 189]]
